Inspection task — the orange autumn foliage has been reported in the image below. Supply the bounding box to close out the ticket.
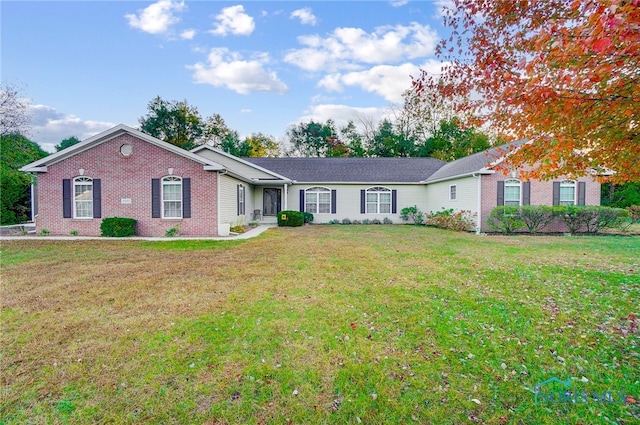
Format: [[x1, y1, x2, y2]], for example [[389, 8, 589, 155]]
[[412, 0, 640, 183]]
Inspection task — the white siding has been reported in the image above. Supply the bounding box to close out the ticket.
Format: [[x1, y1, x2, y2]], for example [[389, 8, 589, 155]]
[[219, 174, 254, 226], [196, 149, 277, 180], [286, 184, 429, 224], [424, 176, 480, 223]]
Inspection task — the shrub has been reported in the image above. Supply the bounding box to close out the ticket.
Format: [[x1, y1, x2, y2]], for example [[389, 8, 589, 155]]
[[165, 224, 180, 237], [352, 220, 361, 224], [618, 205, 640, 232], [327, 219, 340, 225], [302, 212, 314, 224], [100, 217, 137, 237], [362, 219, 370, 225], [383, 217, 393, 224], [277, 210, 304, 227], [69, 229, 79, 236], [487, 207, 525, 234], [596, 207, 629, 231], [400, 205, 424, 225], [426, 208, 476, 232], [39, 228, 51, 236], [519, 205, 554, 234], [342, 218, 352, 225], [230, 225, 245, 234], [371, 218, 382, 225]]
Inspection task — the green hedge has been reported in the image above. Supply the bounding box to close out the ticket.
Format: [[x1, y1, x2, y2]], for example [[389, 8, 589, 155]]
[[277, 210, 304, 227], [100, 217, 138, 237]]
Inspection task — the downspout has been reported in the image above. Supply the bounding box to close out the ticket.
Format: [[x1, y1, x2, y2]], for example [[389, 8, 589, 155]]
[[217, 170, 227, 233], [474, 172, 482, 234]]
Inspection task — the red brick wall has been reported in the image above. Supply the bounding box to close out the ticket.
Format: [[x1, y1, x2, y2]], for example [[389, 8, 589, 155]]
[[480, 171, 601, 232], [36, 134, 218, 237]]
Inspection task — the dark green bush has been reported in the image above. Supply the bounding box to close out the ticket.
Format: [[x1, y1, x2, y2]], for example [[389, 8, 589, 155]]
[[303, 212, 314, 224], [342, 218, 352, 225], [400, 205, 424, 225], [519, 205, 554, 233], [277, 210, 304, 227], [100, 217, 137, 237], [487, 206, 525, 234]]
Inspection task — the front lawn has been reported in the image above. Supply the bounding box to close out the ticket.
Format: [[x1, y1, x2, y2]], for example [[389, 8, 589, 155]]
[[1, 227, 639, 424]]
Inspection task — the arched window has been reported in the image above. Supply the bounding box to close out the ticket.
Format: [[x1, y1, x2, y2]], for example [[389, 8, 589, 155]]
[[162, 176, 182, 218], [305, 187, 331, 214], [73, 176, 93, 218], [366, 187, 391, 214], [504, 179, 521, 207], [560, 180, 576, 206]]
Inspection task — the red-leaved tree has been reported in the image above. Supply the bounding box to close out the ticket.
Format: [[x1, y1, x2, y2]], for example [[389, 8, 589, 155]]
[[412, 0, 639, 183]]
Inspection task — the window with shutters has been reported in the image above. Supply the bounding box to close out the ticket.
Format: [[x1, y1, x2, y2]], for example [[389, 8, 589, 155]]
[[560, 180, 576, 206], [162, 176, 182, 218], [504, 179, 521, 206], [305, 187, 331, 214], [73, 177, 93, 218], [366, 187, 391, 214]]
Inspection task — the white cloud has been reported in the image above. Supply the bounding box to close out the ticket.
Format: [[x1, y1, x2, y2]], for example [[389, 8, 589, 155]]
[[125, 0, 185, 35], [318, 60, 445, 103], [284, 22, 438, 72], [28, 105, 116, 152], [290, 8, 317, 26], [296, 104, 388, 132], [240, 109, 252, 114], [180, 29, 196, 40], [209, 5, 255, 36], [188, 48, 288, 94], [390, 0, 409, 7]]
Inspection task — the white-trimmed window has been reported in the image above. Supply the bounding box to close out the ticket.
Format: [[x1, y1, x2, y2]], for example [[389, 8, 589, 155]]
[[504, 179, 521, 206], [560, 180, 576, 206], [238, 184, 245, 215], [305, 187, 331, 214], [449, 185, 457, 201], [366, 187, 391, 214], [162, 176, 182, 218], [73, 176, 93, 218]]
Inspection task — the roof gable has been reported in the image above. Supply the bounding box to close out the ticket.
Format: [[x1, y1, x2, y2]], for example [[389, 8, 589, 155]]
[[244, 157, 446, 183], [191, 145, 291, 182], [20, 124, 224, 173]]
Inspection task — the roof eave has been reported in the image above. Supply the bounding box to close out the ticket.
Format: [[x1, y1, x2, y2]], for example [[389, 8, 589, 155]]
[[424, 169, 494, 184]]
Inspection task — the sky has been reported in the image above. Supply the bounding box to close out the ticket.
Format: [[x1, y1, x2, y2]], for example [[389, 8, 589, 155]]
[[2, 0, 452, 152]]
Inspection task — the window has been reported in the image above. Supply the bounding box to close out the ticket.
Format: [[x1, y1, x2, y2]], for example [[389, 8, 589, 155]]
[[450, 185, 457, 201], [162, 176, 182, 218], [238, 184, 245, 215], [305, 187, 331, 214], [504, 179, 521, 206], [366, 187, 391, 214], [74, 176, 93, 218], [560, 180, 576, 206]]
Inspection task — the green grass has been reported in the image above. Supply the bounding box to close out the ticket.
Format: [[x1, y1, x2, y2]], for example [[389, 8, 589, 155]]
[[1, 226, 639, 424]]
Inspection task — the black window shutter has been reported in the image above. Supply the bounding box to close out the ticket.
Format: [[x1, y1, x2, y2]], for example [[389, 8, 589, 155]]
[[62, 179, 72, 218], [237, 184, 240, 215], [522, 181, 531, 206], [299, 189, 305, 212], [552, 181, 560, 206], [577, 181, 586, 205], [360, 190, 366, 214], [92, 179, 102, 218], [497, 181, 505, 206], [152, 178, 161, 218], [182, 178, 191, 218], [392, 190, 397, 214], [331, 189, 337, 214]]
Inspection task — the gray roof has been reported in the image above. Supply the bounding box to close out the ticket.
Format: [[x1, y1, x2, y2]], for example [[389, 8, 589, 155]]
[[425, 139, 528, 182], [244, 157, 446, 183]]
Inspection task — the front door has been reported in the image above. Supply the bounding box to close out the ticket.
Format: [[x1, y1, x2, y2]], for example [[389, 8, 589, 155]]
[[263, 188, 281, 216]]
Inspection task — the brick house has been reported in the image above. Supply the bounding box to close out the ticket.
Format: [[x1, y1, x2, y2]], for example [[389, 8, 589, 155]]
[[20, 125, 601, 236]]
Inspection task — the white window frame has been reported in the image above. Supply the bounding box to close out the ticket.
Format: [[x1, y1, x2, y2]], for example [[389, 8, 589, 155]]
[[162, 176, 182, 219], [238, 184, 245, 215], [559, 180, 577, 206], [73, 176, 93, 219], [504, 179, 521, 207], [366, 186, 391, 214], [305, 186, 331, 214], [449, 184, 457, 201]]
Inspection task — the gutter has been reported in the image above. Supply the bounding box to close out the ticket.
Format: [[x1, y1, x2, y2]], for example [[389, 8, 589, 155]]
[[422, 169, 494, 185]]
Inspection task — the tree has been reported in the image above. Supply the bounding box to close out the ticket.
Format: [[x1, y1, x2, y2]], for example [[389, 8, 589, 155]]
[[139, 96, 203, 149], [412, 0, 640, 183], [369, 119, 416, 157], [55, 136, 81, 152], [340, 121, 367, 157], [0, 134, 48, 224], [243, 133, 281, 157], [601, 182, 640, 208], [285, 120, 341, 157], [0, 83, 31, 137], [421, 118, 491, 161]]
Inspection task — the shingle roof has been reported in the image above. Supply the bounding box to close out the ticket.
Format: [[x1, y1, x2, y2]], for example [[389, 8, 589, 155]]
[[424, 139, 528, 183], [244, 157, 446, 183]]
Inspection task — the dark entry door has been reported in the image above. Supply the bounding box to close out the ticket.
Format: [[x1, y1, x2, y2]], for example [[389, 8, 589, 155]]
[[263, 188, 281, 216]]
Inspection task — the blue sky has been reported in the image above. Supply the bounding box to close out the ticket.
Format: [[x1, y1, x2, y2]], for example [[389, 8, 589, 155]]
[[2, 1, 451, 152]]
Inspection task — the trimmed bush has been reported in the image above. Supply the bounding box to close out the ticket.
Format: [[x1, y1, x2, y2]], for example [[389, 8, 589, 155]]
[[303, 212, 314, 224], [519, 205, 554, 234], [342, 218, 352, 225], [100, 217, 137, 237], [277, 210, 304, 227], [383, 217, 393, 224], [487, 206, 525, 234]]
